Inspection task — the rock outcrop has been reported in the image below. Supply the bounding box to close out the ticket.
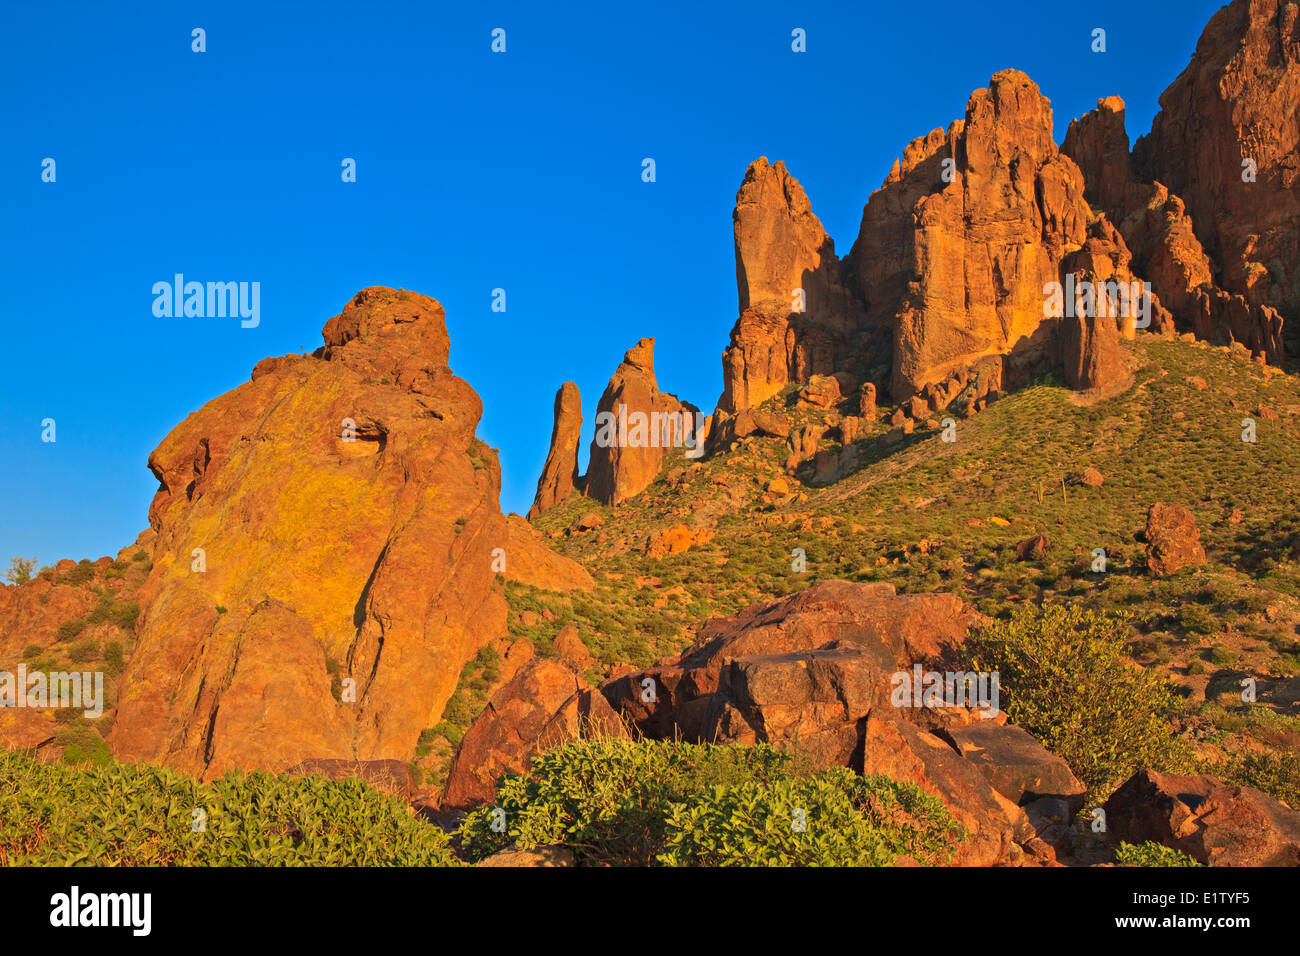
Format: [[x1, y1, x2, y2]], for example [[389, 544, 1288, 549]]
[[1062, 92, 1285, 361], [849, 70, 1097, 400], [601, 580, 1084, 865], [527, 382, 583, 519], [502, 515, 594, 592], [584, 338, 698, 506], [111, 288, 510, 778], [1134, 0, 1300, 328], [1104, 768, 1300, 866], [441, 657, 628, 811], [720, 158, 869, 413]]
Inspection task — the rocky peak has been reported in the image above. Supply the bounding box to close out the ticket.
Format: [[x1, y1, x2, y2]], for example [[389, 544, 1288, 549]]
[[584, 338, 696, 506], [528, 381, 584, 520], [1134, 0, 1300, 323], [112, 288, 513, 778]]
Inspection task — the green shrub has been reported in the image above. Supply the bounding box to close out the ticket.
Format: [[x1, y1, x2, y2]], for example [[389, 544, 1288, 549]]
[[65, 560, 96, 585], [659, 768, 961, 867], [0, 749, 460, 866], [55, 619, 87, 643], [1178, 604, 1218, 636], [53, 724, 113, 767], [111, 601, 139, 632], [1207, 750, 1300, 808], [6, 557, 38, 586], [965, 604, 1194, 796], [67, 639, 98, 664], [458, 738, 964, 867], [1113, 841, 1204, 867]]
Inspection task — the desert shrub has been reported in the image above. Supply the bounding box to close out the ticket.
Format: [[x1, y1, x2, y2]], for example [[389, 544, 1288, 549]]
[[1178, 604, 1218, 635], [458, 738, 963, 867], [66, 639, 98, 664], [965, 604, 1194, 796], [658, 768, 961, 867], [5, 557, 38, 585], [103, 641, 125, 675], [55, 619, 87, 643], [53, 723, 113, 767], [65, 560, 96, 585], [0, 749, 460, 866], [109, 601, 139, 632], [1206, 750, 1300, 808], [1113, 841, 1203, 867]]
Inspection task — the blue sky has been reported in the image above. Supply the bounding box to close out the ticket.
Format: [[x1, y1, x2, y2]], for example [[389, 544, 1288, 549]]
[[1, 0, 1226, 563]]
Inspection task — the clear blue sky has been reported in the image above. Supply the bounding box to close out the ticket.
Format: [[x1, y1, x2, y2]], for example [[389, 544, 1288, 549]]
[[1, 0, 1226, 563]]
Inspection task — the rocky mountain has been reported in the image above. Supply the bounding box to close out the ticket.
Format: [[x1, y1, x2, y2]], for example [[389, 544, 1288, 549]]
[[6, 0, 1300, 869]]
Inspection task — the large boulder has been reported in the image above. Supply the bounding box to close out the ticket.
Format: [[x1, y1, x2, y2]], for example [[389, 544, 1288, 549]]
[[601, 580, 1082, 865], [441, 658, 628, 811], [1145, 502, 1208, 575], [1104, 769, 1300, 866], [110, 288, 508, 778]]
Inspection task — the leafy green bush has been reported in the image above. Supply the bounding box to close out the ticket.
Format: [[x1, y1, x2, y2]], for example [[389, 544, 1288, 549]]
[[1113, 841, 1204, 867], [0, 749, 460, 866], [53, 724, 113, 767], [458, 738, 964, 867], [659, 768, 962, 867], [965, 604, 1194, 796], [1207, 750, 1300, 808]]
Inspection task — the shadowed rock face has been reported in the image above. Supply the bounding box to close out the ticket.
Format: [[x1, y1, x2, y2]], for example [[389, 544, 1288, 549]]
[[1134, 0, 1300, 323], [584, 338, 695, 507], [1104, 769, 1300, 866], [111, 287, 509, 778], [528, 381, 583, 519], [599, 580, 1085, 866], [1062, 94, 1284, 361]]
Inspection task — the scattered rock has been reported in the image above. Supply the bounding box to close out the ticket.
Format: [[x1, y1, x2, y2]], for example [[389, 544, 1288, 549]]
[[1145, 503, 1208, 575], [1104, 768, 1300, 866]]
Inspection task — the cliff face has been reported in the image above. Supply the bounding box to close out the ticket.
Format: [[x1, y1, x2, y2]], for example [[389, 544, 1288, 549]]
[[721, 157, 869, 413], [1134, 0, 1300, 324], [1063, 95, 1284, 362], [111, 288, 510, 778], [719, 71, 1158, 417]]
